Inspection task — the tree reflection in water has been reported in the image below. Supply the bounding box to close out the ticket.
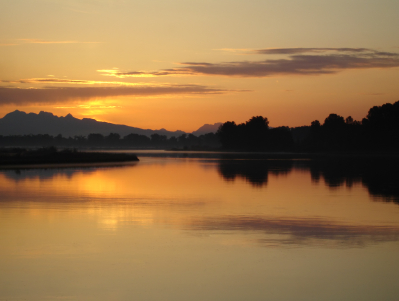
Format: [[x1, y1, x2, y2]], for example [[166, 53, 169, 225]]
[[217, 156, 399, 204], [217, 159, 293, 187], [1, 155, 398, 203]]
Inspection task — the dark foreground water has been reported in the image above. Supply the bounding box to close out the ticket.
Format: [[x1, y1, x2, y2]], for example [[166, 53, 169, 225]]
[[1, 151, 399, 301]]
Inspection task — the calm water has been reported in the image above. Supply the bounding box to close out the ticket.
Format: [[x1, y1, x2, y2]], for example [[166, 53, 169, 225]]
[[1, 152, 399, 301]]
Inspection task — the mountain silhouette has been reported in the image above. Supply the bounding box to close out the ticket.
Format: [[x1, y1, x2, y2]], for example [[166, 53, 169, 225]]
[[191, 122, 223, 136], [0, 110, 186, 138]]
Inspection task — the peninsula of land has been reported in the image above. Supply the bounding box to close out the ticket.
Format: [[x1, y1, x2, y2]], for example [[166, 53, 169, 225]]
[[0, 147, 139, 166]]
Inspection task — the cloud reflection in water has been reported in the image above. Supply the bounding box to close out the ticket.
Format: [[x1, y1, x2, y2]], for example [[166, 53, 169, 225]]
[[186, 215, 399, 247]]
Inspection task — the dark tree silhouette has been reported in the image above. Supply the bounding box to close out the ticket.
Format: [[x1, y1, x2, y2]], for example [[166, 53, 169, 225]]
[[123, 133, 151, 146], [362, 101, 399, 150], [218, 116, 294, 151], [88, 133, 104, 146], [245, 116, 269, 150], [269, 127, 294, 151], [106, 133, 120, 144], [151, 133, 167, 146], [217, 121, 238, 149]]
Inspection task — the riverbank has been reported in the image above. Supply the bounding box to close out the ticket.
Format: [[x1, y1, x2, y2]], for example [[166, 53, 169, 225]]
[[0, 147, 139, 166]]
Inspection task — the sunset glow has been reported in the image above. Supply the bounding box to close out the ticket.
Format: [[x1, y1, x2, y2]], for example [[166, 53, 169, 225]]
[[1, 3, 399, 298], [1, 0, 398, 132]]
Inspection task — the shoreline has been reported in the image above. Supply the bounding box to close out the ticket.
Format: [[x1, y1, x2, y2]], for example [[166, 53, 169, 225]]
[[0, 148, 139, 167], [1, 147, 399, 166]]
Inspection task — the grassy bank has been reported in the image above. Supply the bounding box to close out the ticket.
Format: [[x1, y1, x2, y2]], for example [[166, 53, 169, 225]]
[[0, 147, 139, 166]]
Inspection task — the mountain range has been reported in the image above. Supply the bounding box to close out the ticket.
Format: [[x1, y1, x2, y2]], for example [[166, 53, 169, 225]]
[[0, 110, 222, 138], [191, 122, 223, 136]]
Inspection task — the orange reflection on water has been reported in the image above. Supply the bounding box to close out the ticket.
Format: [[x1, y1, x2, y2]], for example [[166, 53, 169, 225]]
[[1, 158, 399, 233], [2, 159, 399, 301]]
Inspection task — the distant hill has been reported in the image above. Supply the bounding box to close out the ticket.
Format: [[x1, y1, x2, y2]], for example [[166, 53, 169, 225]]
[[0, 110, 186, 138], [191, 122, 223, 136]]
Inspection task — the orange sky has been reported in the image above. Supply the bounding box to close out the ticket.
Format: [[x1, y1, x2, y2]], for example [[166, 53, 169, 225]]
[[1, 0, 399, 132]]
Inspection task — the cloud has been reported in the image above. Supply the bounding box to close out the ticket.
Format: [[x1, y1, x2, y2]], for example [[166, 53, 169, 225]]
[[1, 77, 150, 86], [102, 48, 399, 78], [0, 39, 101, 46], [18, 39, 82, 44], [216, 48, 255, 54], [252, 47, 372, 55], [187, 215, 399, 247], [0, 85, 233, 106], [98, 69, 172, 78]]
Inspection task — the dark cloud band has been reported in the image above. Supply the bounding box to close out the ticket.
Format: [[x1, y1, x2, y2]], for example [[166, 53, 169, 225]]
[[104, 48, 399, 78], [0, 85, 231, 106]]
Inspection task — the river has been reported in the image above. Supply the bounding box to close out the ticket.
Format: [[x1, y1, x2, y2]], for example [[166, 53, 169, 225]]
[[1, 151, 399, 300]]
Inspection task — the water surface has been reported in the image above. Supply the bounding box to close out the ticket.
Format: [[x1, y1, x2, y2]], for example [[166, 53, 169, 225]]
[[1, 153, 399, 301]]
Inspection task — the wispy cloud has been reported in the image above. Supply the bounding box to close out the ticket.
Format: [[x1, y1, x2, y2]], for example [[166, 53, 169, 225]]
[[0, 85, 235, 106], [0, 39, 101, 46], [102, 48, 399, 78], [55, 105, 121, 109], [216, 48, 255, 54], [1, 77, 149, 86], [19, 39, 82, 44], [251, 47, 377, 55], [98, 69, 159, 78]]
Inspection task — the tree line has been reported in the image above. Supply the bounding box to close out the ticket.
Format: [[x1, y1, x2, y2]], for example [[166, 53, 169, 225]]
[[0, 132, 220, 149], [217, 116, 294, 151], [217, 100, 399, 151], [302, 100, 399, 151]]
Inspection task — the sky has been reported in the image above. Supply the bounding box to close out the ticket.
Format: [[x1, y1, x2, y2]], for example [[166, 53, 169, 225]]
[[0, 0, 398, 132]]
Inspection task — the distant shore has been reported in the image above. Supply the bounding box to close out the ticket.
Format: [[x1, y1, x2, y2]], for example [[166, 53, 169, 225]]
[[0, 147, 139, 166]]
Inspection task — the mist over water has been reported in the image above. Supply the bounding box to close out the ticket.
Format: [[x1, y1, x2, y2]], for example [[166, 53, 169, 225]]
[[1, 153, 399, 301]]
